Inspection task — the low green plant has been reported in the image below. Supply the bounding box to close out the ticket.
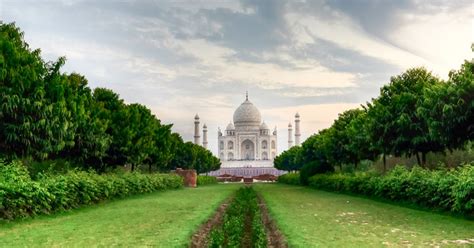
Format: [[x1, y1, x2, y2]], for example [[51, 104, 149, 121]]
[[208, 187, 267, 247], [300, 161, 334, 185], [307, 164, 474, 216], [197, 175, 218, 186], [277, 173, 300, 185], [0, 160, 183, 220]]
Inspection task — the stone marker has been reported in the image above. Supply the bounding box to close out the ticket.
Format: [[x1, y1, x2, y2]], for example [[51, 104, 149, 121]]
[[175, 168, 197, 187]]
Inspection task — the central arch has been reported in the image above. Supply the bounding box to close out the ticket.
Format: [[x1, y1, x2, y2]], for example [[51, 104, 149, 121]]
[[241, 139, 255, 160]]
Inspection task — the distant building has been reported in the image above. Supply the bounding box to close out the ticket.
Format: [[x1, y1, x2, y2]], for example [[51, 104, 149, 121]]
[[194, 92, 301, 176]]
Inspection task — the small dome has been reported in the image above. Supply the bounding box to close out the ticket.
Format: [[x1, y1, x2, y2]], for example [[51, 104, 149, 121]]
[[295, 112, 300, 118], [194, 114, 199, 120], [288, 122, 292, 127], [233, 96, 261, 128], [203, 124, 207, 129], [260, 121, 269, 130], [226, 122, 235, 130]]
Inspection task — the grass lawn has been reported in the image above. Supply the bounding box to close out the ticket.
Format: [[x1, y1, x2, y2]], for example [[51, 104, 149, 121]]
[[254, 183, 474, 247], [0, 184, 239, 247]]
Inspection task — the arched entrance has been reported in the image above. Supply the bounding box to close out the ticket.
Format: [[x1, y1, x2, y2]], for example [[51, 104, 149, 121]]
[[241, 139, 255, 160]]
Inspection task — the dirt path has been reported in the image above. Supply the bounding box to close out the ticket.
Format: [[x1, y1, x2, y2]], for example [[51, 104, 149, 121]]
[[189, 189, 288, 248], [258, 195, 288, 248], [189, 198, 231, 248]]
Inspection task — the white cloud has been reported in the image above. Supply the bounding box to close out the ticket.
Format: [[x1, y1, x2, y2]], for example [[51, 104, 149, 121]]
[[389, 7, 473, 77]]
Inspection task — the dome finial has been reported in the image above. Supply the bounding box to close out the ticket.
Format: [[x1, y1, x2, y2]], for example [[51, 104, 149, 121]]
[[246, 91, 248, 101]]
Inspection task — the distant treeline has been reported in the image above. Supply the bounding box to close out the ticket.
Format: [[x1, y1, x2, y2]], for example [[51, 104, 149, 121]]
[[0, 23, 220, 173], [275, 54, 473, 174]]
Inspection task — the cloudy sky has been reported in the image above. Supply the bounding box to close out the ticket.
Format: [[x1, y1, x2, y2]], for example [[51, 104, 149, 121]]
[[1, 0, 472, 154]]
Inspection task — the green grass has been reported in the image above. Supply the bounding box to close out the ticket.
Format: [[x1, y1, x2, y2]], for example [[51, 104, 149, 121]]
[[254, 184, 474, 247], [0, 184, 239, 247]]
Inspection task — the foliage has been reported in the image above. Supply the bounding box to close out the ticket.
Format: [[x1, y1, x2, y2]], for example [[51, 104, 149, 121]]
[[197, 175, 218, 186], [307, 164, 474, 216], [208, 187, 267, 247], [0, 22, 220, 174], [300, 161, 334, 185], [295, 60, 472, 171], [274, 146, 302, 172], [418, 60, 474, 151], [370, 68, 443, 165], [277, 173, 300, 185], [0, 160, 183, 220]]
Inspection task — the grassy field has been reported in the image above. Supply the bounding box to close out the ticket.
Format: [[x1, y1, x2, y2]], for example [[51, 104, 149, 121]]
[[254, 184, 474, 247], [0, 184, 239, 247]]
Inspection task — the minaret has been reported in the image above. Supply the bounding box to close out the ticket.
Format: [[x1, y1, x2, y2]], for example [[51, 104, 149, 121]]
[[288, 122, 293, 148], [194, 114, 200, 145], [202, 124, 208, 149], [295, 112, 301, 146]]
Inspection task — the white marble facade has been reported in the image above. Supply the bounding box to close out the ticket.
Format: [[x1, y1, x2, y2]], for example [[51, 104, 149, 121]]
[[217, 93, 277, 168]]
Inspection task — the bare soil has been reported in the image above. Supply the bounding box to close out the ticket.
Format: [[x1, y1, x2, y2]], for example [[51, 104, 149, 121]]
[[190, 191, 288, 248], [189, 198, 231, 248], [258, 195, 288, 248]]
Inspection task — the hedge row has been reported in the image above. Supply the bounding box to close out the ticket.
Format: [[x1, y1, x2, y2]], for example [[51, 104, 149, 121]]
[[278, 165, 473, 216], [277, 173, 300, 185], [197, 175, 218, 186], [0, 161, 183, 220], [208, 187, 267, 247]]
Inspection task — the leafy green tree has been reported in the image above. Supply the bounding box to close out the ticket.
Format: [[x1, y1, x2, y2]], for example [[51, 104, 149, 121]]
[[274, 146, 302, 172], [0, 23, 74, 160], [419, 61, 473, 150], [93, 88, 129, 168], [58, 73, 110, 169], [346, 108, 379, 167], [368, 68, 442, 167], [299, 130, 334, 184], [326, 109, 366, 169]]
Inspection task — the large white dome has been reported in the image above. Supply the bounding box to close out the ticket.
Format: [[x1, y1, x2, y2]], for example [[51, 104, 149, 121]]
[[233, 97, 261, 128]]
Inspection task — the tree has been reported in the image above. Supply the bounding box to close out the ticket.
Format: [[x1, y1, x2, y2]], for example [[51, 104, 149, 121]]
[[57, 73, 111, 169], [299, 130, 334, 184], [346, 108, 379, 167], [0, 23, 75, 160], [274, 146, 302, 172], [419, 60, 473, 150], [367, 68, 442, 167]]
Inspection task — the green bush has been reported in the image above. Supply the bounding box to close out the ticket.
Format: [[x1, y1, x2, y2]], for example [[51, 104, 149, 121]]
[[0, 160, 183, 220], [277, 173, 300, 185], [197, 175, 218, 186], [208, 187, 267, 247], [307, 164, 474, 216], [300, 161, 334, 185]]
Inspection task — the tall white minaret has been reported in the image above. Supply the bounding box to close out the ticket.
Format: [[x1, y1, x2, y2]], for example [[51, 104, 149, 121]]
[[202, 124, 208, 149], [288, 122, 293, 149], [194, 114, 200, 145], [295, 112, 301, 146]]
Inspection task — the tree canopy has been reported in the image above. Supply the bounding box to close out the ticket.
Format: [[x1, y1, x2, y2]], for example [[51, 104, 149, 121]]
[[0, 22, 220, 173]]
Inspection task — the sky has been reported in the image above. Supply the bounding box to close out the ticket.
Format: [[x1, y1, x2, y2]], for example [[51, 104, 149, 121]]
[[1, 0, 472, 155]]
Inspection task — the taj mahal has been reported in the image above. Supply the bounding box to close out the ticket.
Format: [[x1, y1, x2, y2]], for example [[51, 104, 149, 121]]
[[193, 93, 301, 176]]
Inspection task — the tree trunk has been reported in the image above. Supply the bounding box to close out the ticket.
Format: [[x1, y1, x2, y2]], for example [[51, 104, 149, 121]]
[[415, 152, 421, 167], [131, 163, 135, 172], [421, 152, 427, 167], [383, 154, 386, 173]]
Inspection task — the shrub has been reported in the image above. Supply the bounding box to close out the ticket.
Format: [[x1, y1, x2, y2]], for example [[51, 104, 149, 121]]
[[300, 161, 334, 185], [0, 161, 183, 220], [307, 164, 474, 216], [277, 173, 300, 185], [197, 175, 218, 186], [208, 187, 267, 247]]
